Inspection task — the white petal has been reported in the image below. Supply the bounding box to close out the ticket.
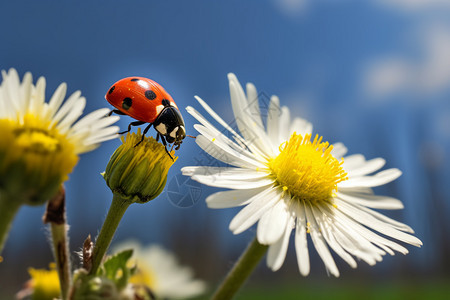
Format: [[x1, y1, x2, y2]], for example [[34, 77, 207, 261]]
[[257, 200, 289, 244], [30, 76, 46, 116], [356, 202, 414, 232], [20, 72, 33, 114], [331, 142, 348, 159], [205, 187, 268, 208], [346, 158, 386, 177], [342, 154, 366, 171], [51, 90, 82, 125], [330, 206, 409, 255], [182, 166, 268, 180], [336, 200, 422, 246], [327, 215, 384, 264], [289, 117, 313, 136], [304, 203, 340, 277], [228, 77, 273, 156], [194, 123, 260, 161], [70, 108, 113, 132], [187, 105, 267, 160], [338, 168, 402, 188], [57, 97, 86, 132], [337, 191, 404, 210], [46, 82, 67, 119], [229, 188, 281, 234], [312, 205, 357, 268], [321, 204, 386, 261], [195, 135, 265, 169], [191, 97, 247, 149], [191, 174, 273, 190], [81, 132, 119, 147], [2, 69, 21, 113], [267, 95, 280, 147], [277, 106, 291, 145], [245, 82, 264, 129], [89, 115, 120, 130], [294, 202, 310, 276], [266, 215, 294, 271], [84, 126, 120, 144]]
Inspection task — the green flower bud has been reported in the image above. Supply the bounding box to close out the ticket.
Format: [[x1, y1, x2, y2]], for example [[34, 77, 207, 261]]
[[103, 129, 177, 204]]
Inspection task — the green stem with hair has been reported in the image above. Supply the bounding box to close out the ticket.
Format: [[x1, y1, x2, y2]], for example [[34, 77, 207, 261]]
[[211, 237, 268, 300], [44, 187, 71, 300], [50, 223, 71, 300], [0, 192, 22, 255], [90, 193, 131, 275]]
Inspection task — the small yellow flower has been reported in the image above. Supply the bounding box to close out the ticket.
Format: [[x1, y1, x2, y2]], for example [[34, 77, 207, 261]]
[[103, 129, 177, 204], [18, 263, 61, 300]]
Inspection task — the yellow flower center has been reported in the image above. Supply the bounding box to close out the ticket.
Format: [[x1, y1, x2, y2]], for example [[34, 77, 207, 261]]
[[269, 133, 348, 204], [28, 263, 61, 300], [15, 129, 60, 154], [0, 114, 78, 203]]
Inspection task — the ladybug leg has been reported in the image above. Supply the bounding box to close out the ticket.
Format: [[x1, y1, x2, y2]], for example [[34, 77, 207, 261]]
[[156, 133, 160, 142], [134, 123, 153, 147], [107, 109, 126, 117], [159, 135, 174, 161], [119, 121, 145, 135]]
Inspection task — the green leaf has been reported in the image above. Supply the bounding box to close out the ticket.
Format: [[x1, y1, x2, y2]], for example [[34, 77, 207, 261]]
[[99, 249, 134, 290]]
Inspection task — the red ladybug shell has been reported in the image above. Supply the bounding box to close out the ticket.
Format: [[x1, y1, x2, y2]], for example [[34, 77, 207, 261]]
[[105, 77, 178, 123]]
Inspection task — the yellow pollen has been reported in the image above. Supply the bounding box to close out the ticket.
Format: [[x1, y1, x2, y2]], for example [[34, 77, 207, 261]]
[[15, 129, 60, 154], [269, 133, 348, 205]]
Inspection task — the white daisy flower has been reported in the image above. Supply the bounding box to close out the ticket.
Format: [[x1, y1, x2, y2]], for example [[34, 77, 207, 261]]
[[0, 68, 120, 205], [181, 73, 422, 277], [113, 240, 206, 299]]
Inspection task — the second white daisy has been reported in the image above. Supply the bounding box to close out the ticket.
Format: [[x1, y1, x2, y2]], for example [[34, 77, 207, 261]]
[[182, 73, 422, 277], [113, 240, 206, 299]]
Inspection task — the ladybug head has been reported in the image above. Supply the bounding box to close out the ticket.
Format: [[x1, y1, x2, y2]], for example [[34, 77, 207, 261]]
[[154, 106, 186, 150], [166, 125, 186, 150]]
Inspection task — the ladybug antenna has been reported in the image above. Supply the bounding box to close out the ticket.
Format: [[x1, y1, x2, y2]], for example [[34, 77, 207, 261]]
[[186, 135, 196, 139]]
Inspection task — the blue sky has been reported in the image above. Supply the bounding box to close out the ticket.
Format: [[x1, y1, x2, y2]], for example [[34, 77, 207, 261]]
[[1, 0, 449, 288]]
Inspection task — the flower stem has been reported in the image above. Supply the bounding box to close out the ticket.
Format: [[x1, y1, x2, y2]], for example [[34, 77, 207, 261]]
[[90, 193, 131, 275], [43, 187, 71, 300], [50, 223, 71, 299], [0, 192, 22, 254], [212, 237, 268, 300]]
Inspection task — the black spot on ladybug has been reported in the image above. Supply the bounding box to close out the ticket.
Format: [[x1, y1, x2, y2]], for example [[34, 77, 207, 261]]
[[122, 97, 132, 110], [108, 86, 115, 94], [161, 99, 171, 107], [130, 78, 140, 82], [145, 90, 157, 100]]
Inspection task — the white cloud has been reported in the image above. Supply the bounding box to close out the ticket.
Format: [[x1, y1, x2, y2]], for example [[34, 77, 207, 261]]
[[375, 0, 450, 12], [364, 25, 450, 98], [273, 0, 309, 16]]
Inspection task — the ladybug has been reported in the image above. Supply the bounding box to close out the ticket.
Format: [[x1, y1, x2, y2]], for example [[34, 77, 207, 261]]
[[106, 77, 186, 157]]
